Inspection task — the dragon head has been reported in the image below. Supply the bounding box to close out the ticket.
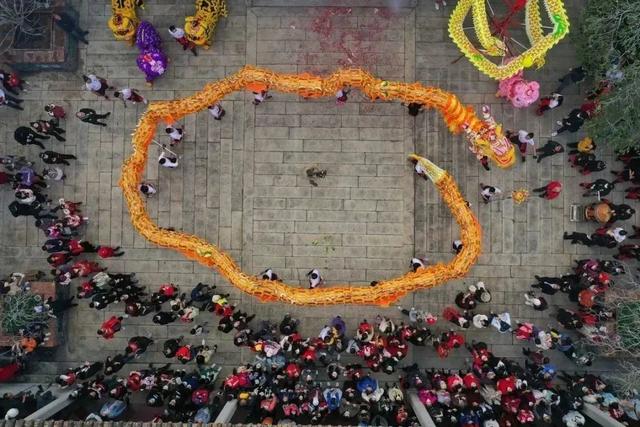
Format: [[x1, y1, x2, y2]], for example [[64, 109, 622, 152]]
[[463, 105, 515, 167]]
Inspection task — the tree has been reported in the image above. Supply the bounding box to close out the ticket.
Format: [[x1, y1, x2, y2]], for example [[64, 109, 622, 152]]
[[609, 360, 640, 396], [0, 0, 44, 57], [580, 266, 640, 357], [576, 0, 640, 152], [1, 293, 49, 335]]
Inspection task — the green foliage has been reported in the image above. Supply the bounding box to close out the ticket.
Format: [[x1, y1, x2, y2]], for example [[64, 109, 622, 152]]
[[618, 301, 640, 351], [1, 293, 48, 335], [576, 0, 640, 152]]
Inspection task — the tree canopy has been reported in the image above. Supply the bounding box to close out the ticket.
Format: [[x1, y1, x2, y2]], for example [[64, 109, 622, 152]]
[[577, 0, 640, 152]]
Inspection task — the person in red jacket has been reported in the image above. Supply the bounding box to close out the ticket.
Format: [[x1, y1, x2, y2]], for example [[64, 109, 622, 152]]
[[71, 260, 104, 277], [0, 361, 21, 382], [531, 181, 562, 200], [45, 103, 66, 120], [97, 245, 125, 258], [443, 331, 465, 349], [625, 187, 640, 200], [497, 375, 517, 394], [98, 316, 123, 339], [176, 344, 194, 364], [47, 252, 72, 267], [67, 239, 97, 256], [125, 336, 154, 358], [462, 372, 480, 389], [77, 281, 97, 298]]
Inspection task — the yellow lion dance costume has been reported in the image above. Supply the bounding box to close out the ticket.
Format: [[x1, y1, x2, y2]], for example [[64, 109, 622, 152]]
[[108, 0, 144, 44], [185, 0, 228, 48]]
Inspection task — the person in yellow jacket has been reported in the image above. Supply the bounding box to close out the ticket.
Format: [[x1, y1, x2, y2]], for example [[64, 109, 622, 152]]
[[567, 136, 596, 155]]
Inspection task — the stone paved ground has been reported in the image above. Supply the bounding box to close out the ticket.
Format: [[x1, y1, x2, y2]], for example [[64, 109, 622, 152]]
[[0, 0, 627, 380]]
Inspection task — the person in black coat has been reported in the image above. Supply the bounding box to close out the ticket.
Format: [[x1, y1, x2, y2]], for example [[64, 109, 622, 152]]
[[39, 151, 76, 165], [535, 140, 564, 163], [455, 291, 477, 309], [8, 201, 56, 219], [14, 126, 49, 149], [531, 276, 562, 294], [76, 109, 110, 126], [589, 233, 618, 249], [405, 102, 424, 116], [104, 353, 132, 375], [607, 202, 635, 223], [45, 296, 78, 317], [563, 232, 593, 246], [580, 179, 615, 197], [125, 336, 154, 358], [30, 120, 65, 142], [1, 89, 23, 110], [163, 337, 183, 358], [153, 311, 178, 325], [556, 308, 583, 329], [574, 158, 606, 175], [279, 313, 299, 335], [89, 292, 118, 310], [42, 238, 69, 253], [551, 109, 587, 136], [555, 66, 586, 93], [611, 164, 640, 184], [218, 316, 234, 333], [53, 11, 89, 44]]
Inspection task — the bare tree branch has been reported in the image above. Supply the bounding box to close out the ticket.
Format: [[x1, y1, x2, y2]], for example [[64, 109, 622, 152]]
[[0, 0, 44, 56]]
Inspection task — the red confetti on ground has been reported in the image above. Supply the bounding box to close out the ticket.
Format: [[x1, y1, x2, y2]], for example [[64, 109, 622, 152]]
[[304, 3, 396, 71]]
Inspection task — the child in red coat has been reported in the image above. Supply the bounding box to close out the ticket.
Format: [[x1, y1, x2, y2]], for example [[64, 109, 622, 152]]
[[532, 181, 562, 200], [98, 316, 123, 339], [97, 245, 125, 258]]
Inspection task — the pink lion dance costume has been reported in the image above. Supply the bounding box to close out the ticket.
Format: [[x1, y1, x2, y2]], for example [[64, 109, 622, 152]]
[[135, 21, 168, 85], [496, 70, 539, 108]]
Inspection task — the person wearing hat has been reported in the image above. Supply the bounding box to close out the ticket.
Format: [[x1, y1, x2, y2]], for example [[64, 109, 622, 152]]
[[479, 183, 503, 203], [307, 269, 323, 289], [158, 149, 179, 168], [469, 281, 491, 303], [4, 408, 19, 420], [410, 257, 428, 272], [260, 268, 279, 281], [165, 124, 184, 146]]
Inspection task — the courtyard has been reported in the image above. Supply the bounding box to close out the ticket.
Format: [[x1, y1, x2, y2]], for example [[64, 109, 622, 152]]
[[0, 0, 637, 424]]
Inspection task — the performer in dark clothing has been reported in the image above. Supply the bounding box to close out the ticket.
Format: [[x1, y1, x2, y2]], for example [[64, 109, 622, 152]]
[[552, 109, 587, 136], [76, 109, 110, 126], [535, 140, 564, 163], [39, 151, 77, 165], [53, 12, 89, 44], [14, 126, 49, 149]]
